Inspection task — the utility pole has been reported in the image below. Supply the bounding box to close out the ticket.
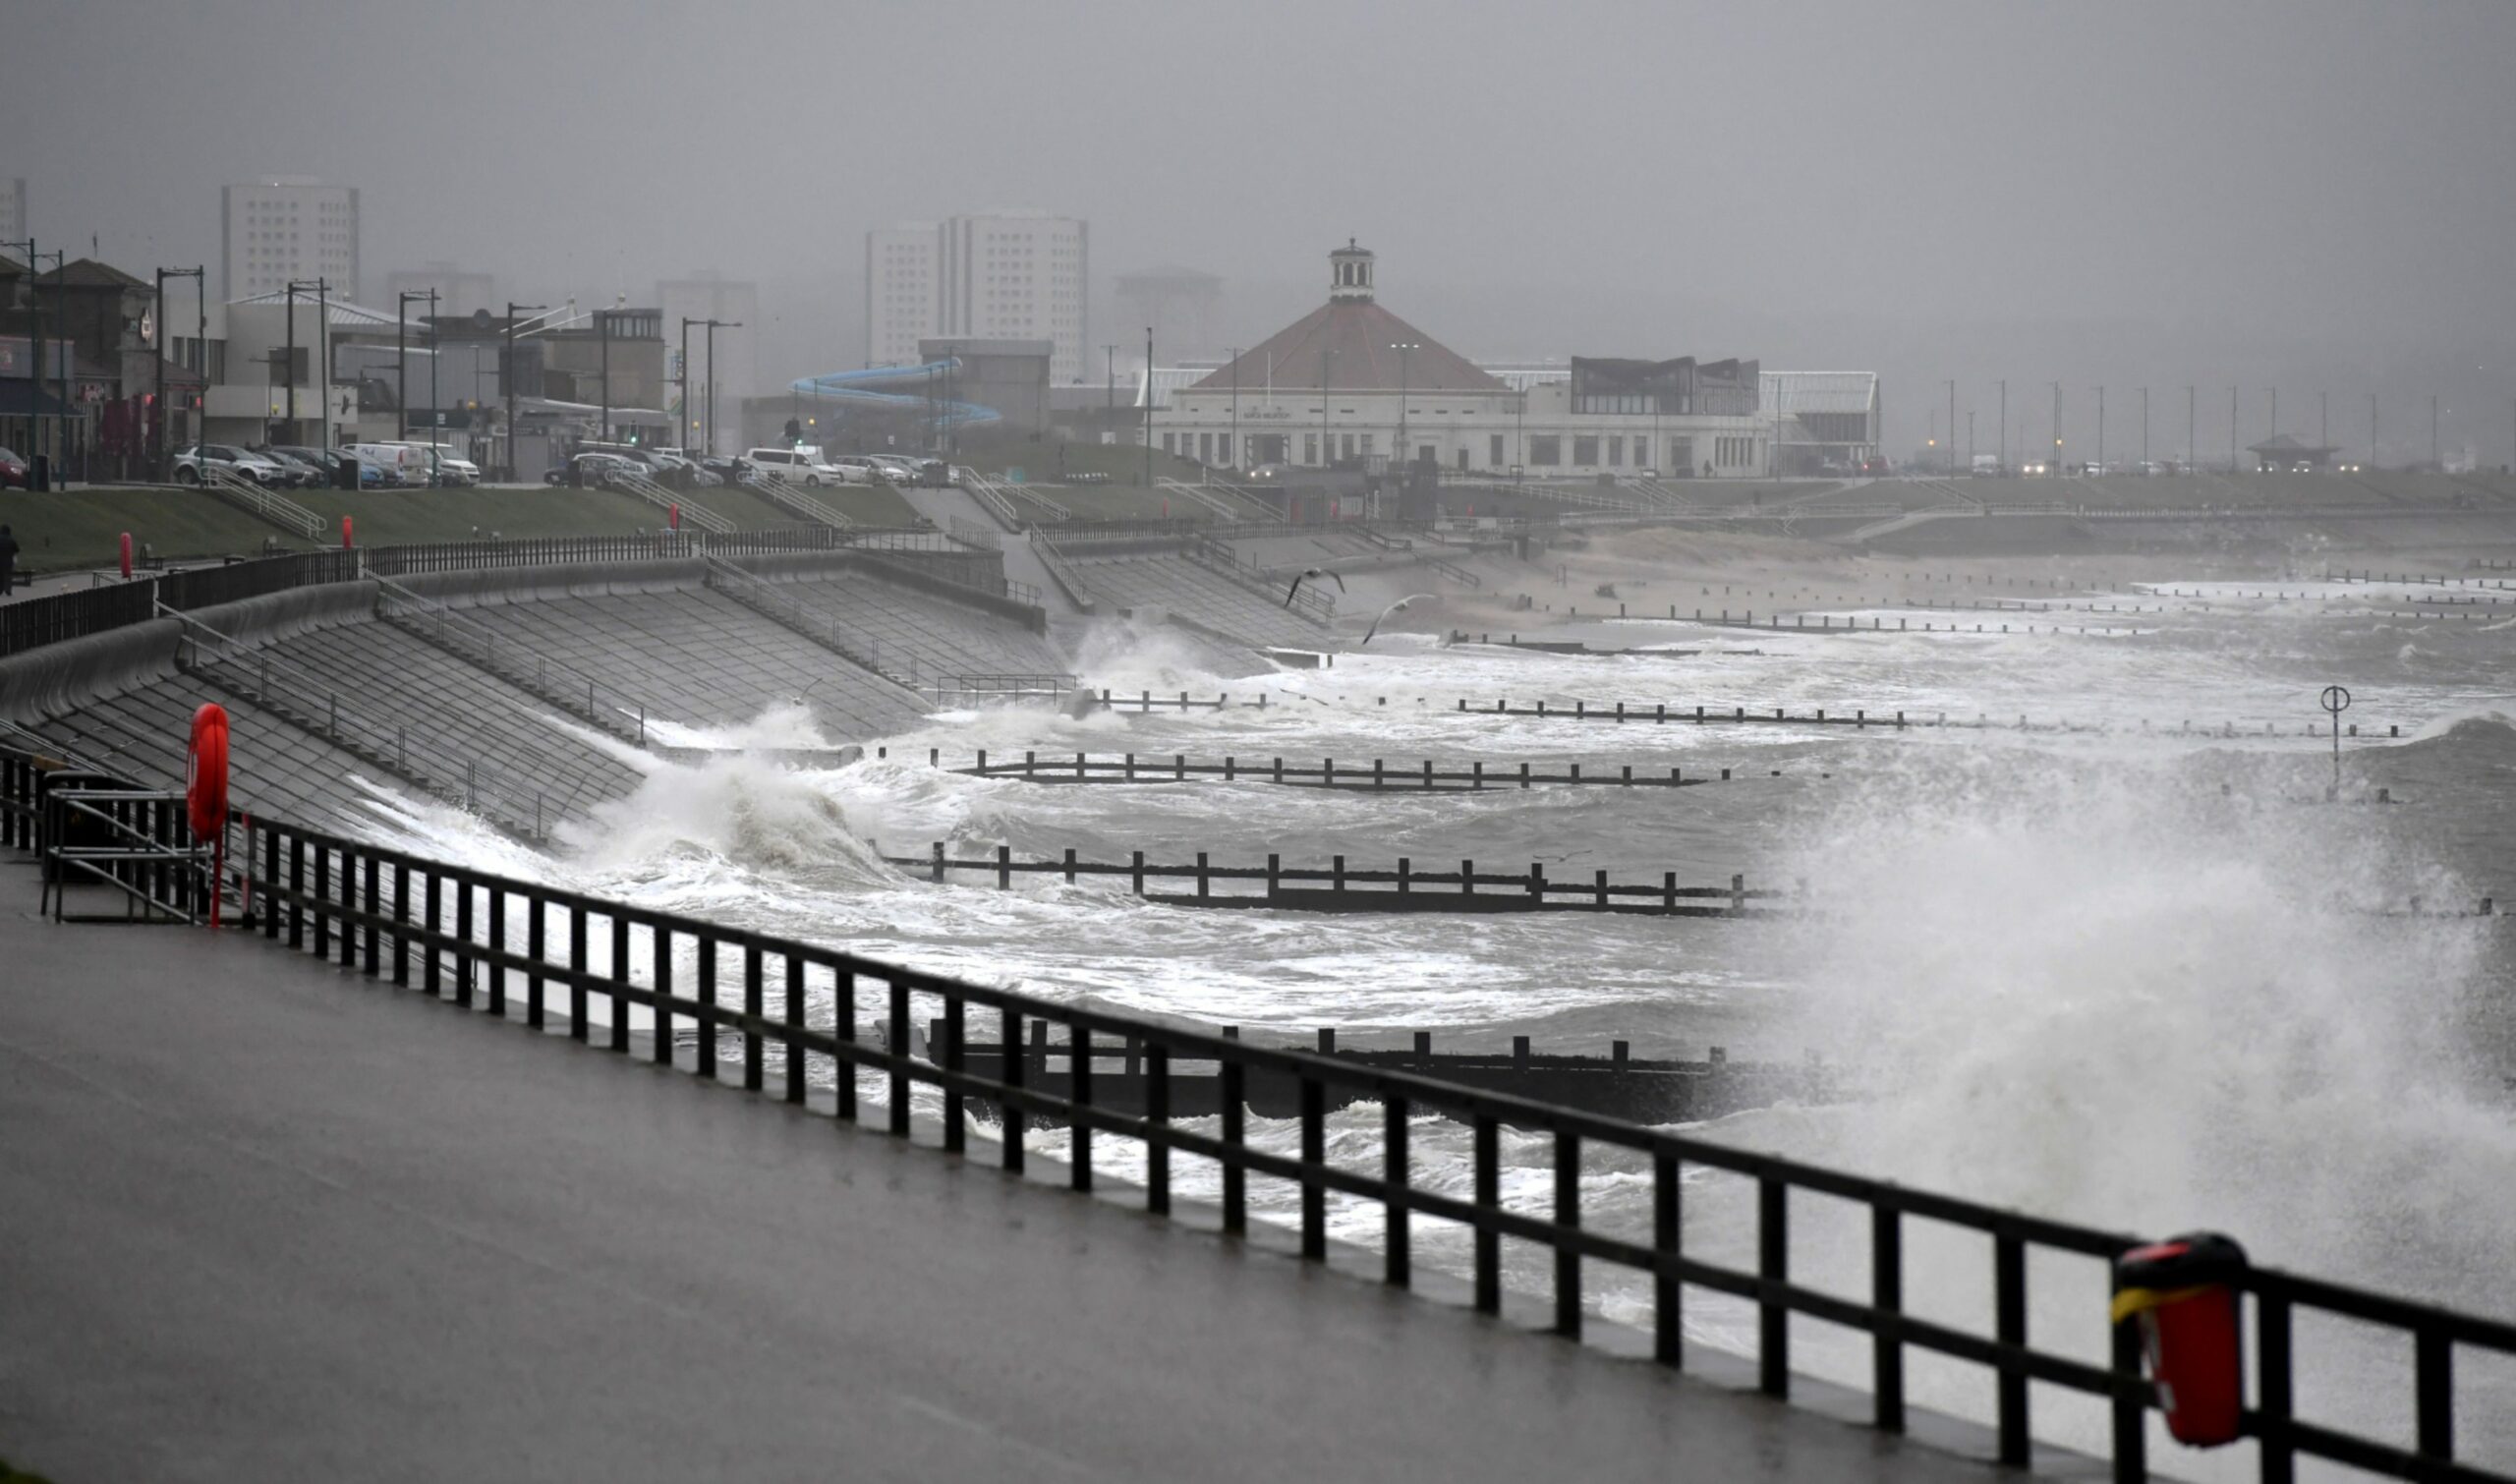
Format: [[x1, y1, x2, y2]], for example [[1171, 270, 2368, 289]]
[[599, 305, 611, 442], [1104, 343, 1116, 420], [2229, 386, 2238, 475], [1945, 378, 1955, 476], [503, 302, 547, 482], [1998, 378, 2006, 474], [2140, 386, 2148, 469], [316, 277, 331, 459], [1142, 325, 1154, 488], [678, 317, 695, 452], [1227, 346, 1241, 471], [1395, 341, 1421, 464], [704, 318, 741, 457], [154, 265, 203, 477], [2050, 381, 2061, 473], [2096, 385, 2105, 470], [398, 290, 436, 447], [284, 279, 304, 442]]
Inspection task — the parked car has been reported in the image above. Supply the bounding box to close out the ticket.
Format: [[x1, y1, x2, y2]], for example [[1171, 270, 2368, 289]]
[[250, 448, 326, 487], [744, 447, 851, 487], [820, 454, 880, 485], [698, 455, 751, 483], [866, 455, 921, 483], [543, 451, 644, 487], [173, 444, 289, 485], [0, 446, 26, 488], [266, 445, 381, 488]]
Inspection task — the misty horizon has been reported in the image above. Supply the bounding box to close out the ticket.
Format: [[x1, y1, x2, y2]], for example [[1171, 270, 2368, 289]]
[[8, 0, 2514, 463]]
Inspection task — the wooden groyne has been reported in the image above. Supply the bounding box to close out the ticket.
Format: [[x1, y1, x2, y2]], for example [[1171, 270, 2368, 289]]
[[886, 748, 1817, 790], [881, 843, 1786, 917]]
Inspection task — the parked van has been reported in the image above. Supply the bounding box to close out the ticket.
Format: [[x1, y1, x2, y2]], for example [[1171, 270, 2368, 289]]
[[743, 447, 850, 487], [347, 442, 431, 485]]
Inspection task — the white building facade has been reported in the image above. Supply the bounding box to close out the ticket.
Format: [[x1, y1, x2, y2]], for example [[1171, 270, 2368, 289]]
[[1155, 244, 1770, 479], [864, 210, 1087, 383], [222, 177, 360, 303]]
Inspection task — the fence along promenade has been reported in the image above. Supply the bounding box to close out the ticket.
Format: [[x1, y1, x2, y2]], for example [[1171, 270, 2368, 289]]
[[917, 747, 1819, 790], [5, 766, 2494, 1484]]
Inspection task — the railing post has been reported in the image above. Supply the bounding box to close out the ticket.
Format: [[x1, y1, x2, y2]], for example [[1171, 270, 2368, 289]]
[[487, 885, 508, 1017], [1995, 1230, 2030, 1466], [1145, 1044, 1171, 1216], [941, 993, 965, 1154], [607, 914, 631, 1054], [391, 861, 410, 987], [2256, 1290, 2293, 1484], [1385, 1096, 1410, 1287], [1872, 1205, 1905, 1431], [526, 888, 546, 1028], [1759, 1175, 1789, 1397], [1299, 1074, 1326, 1260], [1001, 1006, 1025, 1172], [742, 943, 765, 1092], [651, 927, 673, 1066], [1069, 1024, 1093, 1191], [2417, 1325, 2454, 1468], [1654, 1152, 1683, 1366], [422, 868, 440, 988], [1220, 1034, 1246, 1232], [1555, 1129, 1582, 1339], [1473, 1114, 1501, 1313], [452, 874, 474, 1007], [887, 980, 910, 1136], [567, 903, 589, 1042]]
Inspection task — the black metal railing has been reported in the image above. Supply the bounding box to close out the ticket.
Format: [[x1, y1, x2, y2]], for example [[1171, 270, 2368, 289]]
[[937, 748, 1784, 791], [0, 753, 2508, 1484], [176, 807, 2511, 1484], [1, 549, 367, 657]]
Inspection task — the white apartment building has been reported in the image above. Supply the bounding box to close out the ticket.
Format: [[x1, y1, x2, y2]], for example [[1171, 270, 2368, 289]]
[[864, 210, 1087, 384], [222, 177, 360, 302]]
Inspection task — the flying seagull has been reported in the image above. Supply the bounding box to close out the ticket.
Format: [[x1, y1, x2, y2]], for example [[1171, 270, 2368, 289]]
[[1362, 595, 1441, 646], [1285, 567, 1346, 606]]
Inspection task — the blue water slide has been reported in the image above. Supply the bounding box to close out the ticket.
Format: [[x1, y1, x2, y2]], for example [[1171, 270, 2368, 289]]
[[787, 360, 1001, 428]]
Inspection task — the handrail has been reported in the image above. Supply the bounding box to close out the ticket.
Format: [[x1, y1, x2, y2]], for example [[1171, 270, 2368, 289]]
[[741, 472, 856, 528], [1028, 533, 1098, 613], [698, 552, 924, 692], [202, 465, 327, 540], [1182, 536, 1336, 622], [38, 786, 215, 923], [372, 578, 657, 745], [607, 467, 734, 534], [159, 605, 568, 839], [154, 804, 2516, 1484]]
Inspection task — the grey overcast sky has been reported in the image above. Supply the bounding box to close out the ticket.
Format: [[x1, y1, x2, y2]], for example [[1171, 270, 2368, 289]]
[[8, 0, 2514, 460]]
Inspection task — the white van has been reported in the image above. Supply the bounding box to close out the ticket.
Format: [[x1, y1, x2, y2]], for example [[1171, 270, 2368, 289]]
[[347, 442, 433, 485], [743, 447, 853, 487]]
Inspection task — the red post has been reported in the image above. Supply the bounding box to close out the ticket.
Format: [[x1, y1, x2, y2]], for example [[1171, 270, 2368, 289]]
[[341, 514, 354, 548], [669, 502, 681, 532], [119, 531, 133, 579]]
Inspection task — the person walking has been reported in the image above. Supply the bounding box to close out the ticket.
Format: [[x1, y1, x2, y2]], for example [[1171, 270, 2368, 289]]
[[0, 524, 19, 597]]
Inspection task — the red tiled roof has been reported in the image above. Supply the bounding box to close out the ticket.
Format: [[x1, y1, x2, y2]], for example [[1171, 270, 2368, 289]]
[[1190, 299, 1505, 395]]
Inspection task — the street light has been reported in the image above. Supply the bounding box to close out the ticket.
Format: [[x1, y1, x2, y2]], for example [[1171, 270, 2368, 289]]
[[503, 302, 550, 481], [1225, 346, 1241, 472], [1391, 341, 1419, 465], [702, 318, 741, 456], [154, 264, 204, 477], [398, 289, 438, 447]]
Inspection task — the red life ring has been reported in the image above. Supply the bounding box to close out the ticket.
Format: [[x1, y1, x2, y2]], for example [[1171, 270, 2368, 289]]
[[187, 703, 230, 840]]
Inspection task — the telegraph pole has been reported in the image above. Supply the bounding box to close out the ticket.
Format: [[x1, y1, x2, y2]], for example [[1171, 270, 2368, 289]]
[[503, 302, 547, 481], [154, 265, 203, 476], [1142, 325, 1154, 487], [1227, 346, 1241, 471], [678, 317, 695, 452], [704, 318, 741, 457]]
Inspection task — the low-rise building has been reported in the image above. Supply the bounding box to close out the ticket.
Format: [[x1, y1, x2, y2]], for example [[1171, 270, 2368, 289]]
[[1154, 243, 1772, 479]]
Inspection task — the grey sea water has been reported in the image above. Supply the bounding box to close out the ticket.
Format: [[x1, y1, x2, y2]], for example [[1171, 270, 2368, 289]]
[[366, 572, 2516, 1473]]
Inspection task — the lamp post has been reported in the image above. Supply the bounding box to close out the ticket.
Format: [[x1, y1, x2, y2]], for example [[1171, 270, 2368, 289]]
[[2140, 386, 2148, 470], [1392, 341, 1419, 465], [1225, 345, 1241, 471], [2049, 381, 2062, 474], [702, 317, 740, 457], [398, 289, 437, 447], [2095, 385, 2104, 471], [154, 265, 204, 477], [503, 302, 548, 481], [1142, 325, 1154, 488], [677, 317, 696, 453], [1997, 378, 2006, 475]]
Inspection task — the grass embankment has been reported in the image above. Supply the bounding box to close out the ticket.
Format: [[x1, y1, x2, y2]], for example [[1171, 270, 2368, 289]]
[[3, 485, 316, 572]]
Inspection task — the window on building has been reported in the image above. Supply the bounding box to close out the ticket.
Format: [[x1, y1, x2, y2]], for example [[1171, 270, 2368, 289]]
[[1530, 435, 1561, 466], [1572, 436, 1599, 466], [1304, 432, 1319, 464], [1607, 435, 1624, 467], [1342, 433, 1356, 461], [1489, 433, 1505, 467]]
